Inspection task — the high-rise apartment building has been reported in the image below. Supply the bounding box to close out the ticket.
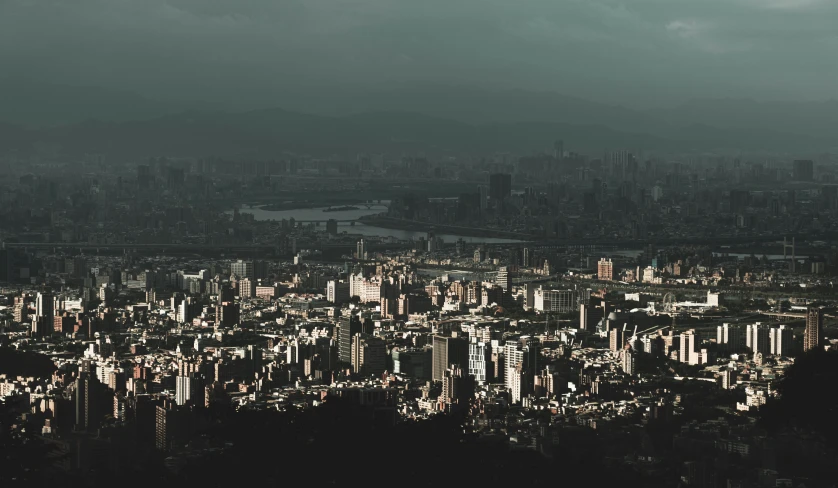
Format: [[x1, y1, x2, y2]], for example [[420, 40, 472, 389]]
[[468, 338, 489, 384], [326, 280, 351, 305], [231, 259, 254, 280], [440, 365, 475, 408], [155, 401, 183, 451], [175, 375, 199, 406], [231, 259, 253, 280], [804, 307, 823, 352], [392, 347, 432, 380], [769, 325, 793, 357], [75, 373, 106, 432], [238, 278, 255, 299], [504, 337, 540, 404], [351, 334, 386, 377], [621, 349, 636, 375], [215, 302, 239, 328], [610, 327, 625, 352], [720, 369, 736, 389], [34, 290, 54, 337], [717, 323, 745, 352], [495, 267, 510, 291], [746, 323, 770, 355], [680, 330, 696, 364], [534, 288, 577, 313], [579, 302, 604, 331], [598, 258, 613, 281]]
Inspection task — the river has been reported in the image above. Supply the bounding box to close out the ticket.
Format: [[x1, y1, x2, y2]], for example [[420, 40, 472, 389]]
[[236, 205, 524, 244]]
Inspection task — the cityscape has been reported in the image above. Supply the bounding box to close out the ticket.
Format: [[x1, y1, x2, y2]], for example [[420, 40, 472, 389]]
[[2, 143, 837, 487], [2, 1, 838, 488]]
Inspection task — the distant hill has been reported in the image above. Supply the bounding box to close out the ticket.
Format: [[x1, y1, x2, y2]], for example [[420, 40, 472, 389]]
[[648, 98, 838, 139], [0, 109, 669, 157], [0, 80, 835, 155], [275, 83, 670, 135], [0, 108, 833, 158], [0, 78, 205, 128]]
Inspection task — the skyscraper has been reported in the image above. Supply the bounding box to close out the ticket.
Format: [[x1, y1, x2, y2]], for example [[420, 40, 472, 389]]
[[34, 290, 55, 337], [553, 140, 564, 161], [488, 173, 512, 202], [504, 337, 540, 404], [804, 307, 823, 352], [356, 239, 367, 260], [337, 316, 364, 365], [75, 373, 106, 432], [477, 185, 489, 210], [175, 375, 199, 406], [432, 336, 469, 382], [326, 219, 338, 235], [468, 338, 489, 383]]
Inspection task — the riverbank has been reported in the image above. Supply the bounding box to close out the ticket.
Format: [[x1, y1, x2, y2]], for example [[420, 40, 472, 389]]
[[358, 215, 535, 241], [251, 200, 365, 211]]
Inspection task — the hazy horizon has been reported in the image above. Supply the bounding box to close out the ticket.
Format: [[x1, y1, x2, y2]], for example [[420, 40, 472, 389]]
[[1, 0, 836, 111]]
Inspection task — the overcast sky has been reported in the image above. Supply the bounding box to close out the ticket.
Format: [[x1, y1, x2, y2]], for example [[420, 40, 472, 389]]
[[1, 0, 836, 108]]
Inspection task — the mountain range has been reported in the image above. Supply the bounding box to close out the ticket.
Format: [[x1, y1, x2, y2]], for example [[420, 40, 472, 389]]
[[0, 79, 835, 157]]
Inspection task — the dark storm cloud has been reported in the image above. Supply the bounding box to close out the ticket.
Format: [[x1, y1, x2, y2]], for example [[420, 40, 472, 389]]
[[0, 0, 835, 106]]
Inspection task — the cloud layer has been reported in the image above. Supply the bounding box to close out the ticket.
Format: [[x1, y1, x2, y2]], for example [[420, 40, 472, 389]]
[[0, 0, 835, 107]]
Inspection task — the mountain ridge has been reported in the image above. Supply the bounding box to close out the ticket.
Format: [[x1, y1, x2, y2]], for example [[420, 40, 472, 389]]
[[0, 108, 833, 158]]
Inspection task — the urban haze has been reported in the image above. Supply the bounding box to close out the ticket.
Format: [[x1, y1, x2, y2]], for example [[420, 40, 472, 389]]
[[1, 1, 837, 487]]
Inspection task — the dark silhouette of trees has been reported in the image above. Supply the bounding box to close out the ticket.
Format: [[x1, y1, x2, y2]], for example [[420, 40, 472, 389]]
[[761, 350, 838, 444], [4, 393, 663, 487], [0, 347, 56, 379], [759, 350, 838, 481]]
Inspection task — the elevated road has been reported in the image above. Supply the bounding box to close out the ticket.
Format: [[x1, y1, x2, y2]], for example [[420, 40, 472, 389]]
[[4, 231, 837, 256]]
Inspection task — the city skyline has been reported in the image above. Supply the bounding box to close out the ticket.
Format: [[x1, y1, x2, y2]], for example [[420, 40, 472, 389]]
[[2, 1, 838, 486]]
